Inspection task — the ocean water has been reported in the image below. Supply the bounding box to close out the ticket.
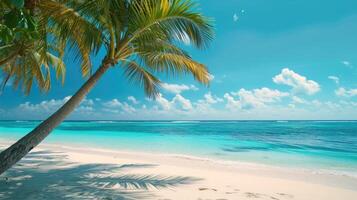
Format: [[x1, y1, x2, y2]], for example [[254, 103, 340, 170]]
[[0, 120, 357, 176]]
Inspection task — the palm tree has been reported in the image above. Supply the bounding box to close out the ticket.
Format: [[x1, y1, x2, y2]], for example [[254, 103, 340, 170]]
[[0, 0, 213, 175], [0, 0, 102, 93]]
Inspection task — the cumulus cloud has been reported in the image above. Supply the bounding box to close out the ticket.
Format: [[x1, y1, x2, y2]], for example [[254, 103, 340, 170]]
[[128, 96, 139, 104], [335, 87, 357, 97], [328, 76, 339, 84], [273, 68, 320, 95], [160, 83, 198, 94], [102, 99, 136, 113], [224, 93, 241, 110], [76, 106, 94, 112], [4, 65, 357, 120], [121, 103, 136, 113], [17, 96, 95, 118], [102, 99, 122, 108], [202, 92, 223, 104], [5, 89, 357, 120], [224, 87, 289, 110], [155, 93, 172, 110], [19, 96, 71, 112], [194, 92, 222, 112], [155, 93, 192, 111], [172, 94, 193, 110]]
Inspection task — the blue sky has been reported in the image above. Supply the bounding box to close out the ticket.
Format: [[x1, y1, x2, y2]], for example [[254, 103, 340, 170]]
[[1, 0, 357, 120]]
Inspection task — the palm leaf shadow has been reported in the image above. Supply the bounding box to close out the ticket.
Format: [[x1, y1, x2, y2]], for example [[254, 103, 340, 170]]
[[0, 150, 201, 200]]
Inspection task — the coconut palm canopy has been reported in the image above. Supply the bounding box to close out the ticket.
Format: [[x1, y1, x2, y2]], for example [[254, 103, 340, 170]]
[[0, 0, 213, 174], [0, 0, 102, 94], [0, 0, 213, 96]]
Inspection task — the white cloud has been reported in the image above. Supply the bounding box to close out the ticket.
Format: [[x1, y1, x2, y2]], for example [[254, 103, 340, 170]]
[[335, 88, 346, 97], [335, 87, 357, 97], [339, 100, 357, 107], [233, 14, 239, 22], [224, 93, 241, 110], [202, 92, 223, 104], [121, 102, 136, 113], [160, 83, 198, 94], [155, 93, 172, 110], [342, 61, 353, 68], [208, 74, 215, 81], [328, 76, 339, 84], [325, 101, 341, 109], [311, 100, 322, 107], [128, 96, 139, 104], [233, 10, 245, 22], [245, 87, 289, 102], [19, 96, 71, 112], [194, 92, 222, 112], [154, 93, 192, 111], [102, 99, 136, 113], [76, 106, 94, 112], [342, 61, 350, 65], [102, 99, 122, 108], [225, 87, 289, 110], [4, 64, 357, 120], [5, 89, 357, 120], [17, 96, 95, 118], [83, 99, 94, 106], [292, 96, 306, 104], [273, 68, 320, 95], [172, 94, 193, 110]]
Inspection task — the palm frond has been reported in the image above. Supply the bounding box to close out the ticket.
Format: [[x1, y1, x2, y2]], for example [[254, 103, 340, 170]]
[[46, 52, 66, 84], [123, 60, 161, 97], [137, 44, 210, 85], [38, 0, 103, 77], [127, 0, 214, 49]]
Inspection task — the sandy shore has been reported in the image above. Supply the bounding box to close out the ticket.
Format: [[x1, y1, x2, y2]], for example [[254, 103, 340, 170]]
[[1, 142, 357, 200]]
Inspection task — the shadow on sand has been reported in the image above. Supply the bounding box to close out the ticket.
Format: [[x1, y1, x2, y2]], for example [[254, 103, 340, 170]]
[[0, 150, 200, 199]]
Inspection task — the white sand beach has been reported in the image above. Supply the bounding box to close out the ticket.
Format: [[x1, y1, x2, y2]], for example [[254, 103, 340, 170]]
[[1, 142, 357, 200]]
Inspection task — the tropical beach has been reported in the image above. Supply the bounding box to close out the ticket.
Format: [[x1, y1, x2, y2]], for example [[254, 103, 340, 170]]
[[1, 0, 357, 199], [2, 142, 357, 200], [1, 121, 357, 199]]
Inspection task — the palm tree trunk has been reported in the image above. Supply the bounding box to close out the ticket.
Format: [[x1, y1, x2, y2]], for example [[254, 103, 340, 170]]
[[0, 61, 111, 175]]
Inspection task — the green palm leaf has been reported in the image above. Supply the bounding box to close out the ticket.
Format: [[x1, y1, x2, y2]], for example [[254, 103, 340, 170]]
[[123, 59, 161, 97]]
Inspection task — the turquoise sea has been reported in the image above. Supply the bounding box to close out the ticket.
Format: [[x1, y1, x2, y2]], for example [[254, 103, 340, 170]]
[[0, 120, 357, 176]]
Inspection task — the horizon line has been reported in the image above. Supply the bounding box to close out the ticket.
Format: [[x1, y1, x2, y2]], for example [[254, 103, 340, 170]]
[[1, 119, 357, 122]]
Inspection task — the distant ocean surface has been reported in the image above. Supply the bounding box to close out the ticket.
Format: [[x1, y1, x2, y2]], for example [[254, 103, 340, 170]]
[[1, 120, 357, 176]]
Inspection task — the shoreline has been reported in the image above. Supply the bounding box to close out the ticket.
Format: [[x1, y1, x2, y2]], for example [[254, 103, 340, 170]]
[[1, 139, 357, 179], [1, 140, 357, 180], [1, 140, 357, 199]]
